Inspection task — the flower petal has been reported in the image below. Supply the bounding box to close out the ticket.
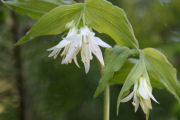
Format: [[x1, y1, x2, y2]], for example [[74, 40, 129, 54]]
[[120, 91, 134, 103], [47, 46, 57, 51], [66, 27, 78, 37], [81, 41, 92, 73], [140, 99, 149, 114], [61, 45, 70, 56], [62, 35, 81, 64], [143, 78, 159, 103], [84, 60, 90, 73], [56, 40, 70, 48], [144, 99, 152, 109], [95, 37, 111, 48], [80, 26, 92, 36], [48, 48, 60, 58], [138, 78, 149, 99], [133, 81, 138, 91], [91, 44, 104, 66], [133, 93, 140, 112], [73, 56, 80, 68]]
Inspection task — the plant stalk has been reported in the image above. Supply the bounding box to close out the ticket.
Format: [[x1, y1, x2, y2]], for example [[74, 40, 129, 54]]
[[99, 62, 110, 120], [104, 85, 110, 120]]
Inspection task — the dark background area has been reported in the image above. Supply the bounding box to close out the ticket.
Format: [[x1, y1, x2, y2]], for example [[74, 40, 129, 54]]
[[0, 0, 180, 120]]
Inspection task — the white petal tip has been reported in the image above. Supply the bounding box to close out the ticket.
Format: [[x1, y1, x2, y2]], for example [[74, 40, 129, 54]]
[[154, 99, 159, 104], [61, 60, 66, 64], [48, 55, 53, 58], [76, 64, 80, 68], [105, 44, 112, 48], [85, 69, 89, 74], [120, 91, 134, 103], [100, 62, 104, 67], [47, 49, 52, 51], [75, 63, 80, 68], [47, 47, 55, 51], [150, 94, 159, 104], [108, 45, 112, 48]]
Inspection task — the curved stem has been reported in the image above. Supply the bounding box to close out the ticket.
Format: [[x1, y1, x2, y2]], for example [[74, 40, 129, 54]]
[[104, 85, 110, 120]]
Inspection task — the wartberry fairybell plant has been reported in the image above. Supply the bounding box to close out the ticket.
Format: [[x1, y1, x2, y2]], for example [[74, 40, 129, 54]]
[[47, 22, 111, 73], [120, 76, 158, 115], [3, 0, 180, 120]]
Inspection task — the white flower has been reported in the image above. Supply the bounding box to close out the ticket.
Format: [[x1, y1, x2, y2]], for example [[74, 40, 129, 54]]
[[120, 77, 158, 114], [47, 26, 111, 73]]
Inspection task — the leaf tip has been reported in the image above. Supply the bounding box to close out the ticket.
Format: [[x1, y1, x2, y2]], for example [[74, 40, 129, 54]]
[[15, 33, 32, 45], [15, 39, 24, 46], [146, 110, 150, 120], [116, 101, 120, 116], [93, 89, 100, 98]]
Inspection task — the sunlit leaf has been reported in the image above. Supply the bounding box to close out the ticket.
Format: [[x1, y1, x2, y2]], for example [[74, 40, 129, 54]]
[[110, 58, 137, 85], [85, 0, 139, 49], [2, 0, 75, 18], [117, 54, 145, 114], [94, 46, 131, 98], [142, 48, 180, 102], [15, 0, 140, 47], [16, 3, 83, 45]]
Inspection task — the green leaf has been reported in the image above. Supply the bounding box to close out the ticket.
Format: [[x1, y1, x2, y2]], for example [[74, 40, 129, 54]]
[[94, 46, 131, 98], [146, 110, 150, 120], [110, 58, 137, 85], [117, 53, 145, 114], [142, 48, 180, 102], [85, 0, 139, 49], [15, 0, 140, 47], [16, 3, 83, 45], [2, 0, 75, 19]]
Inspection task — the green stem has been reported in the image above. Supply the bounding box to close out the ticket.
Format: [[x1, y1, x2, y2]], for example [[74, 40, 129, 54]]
[[104, 85, 110, 120]]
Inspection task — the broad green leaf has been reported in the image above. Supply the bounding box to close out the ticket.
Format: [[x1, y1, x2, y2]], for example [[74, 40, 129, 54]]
[[94, 46, 131, 98], [142, 48, 180, 102], [85, 0, 139, 49], [117, 53, 145, 114], [15, 0, 140, 47], [110, 58, 137, 85], [2, 0, 75, 19], [16, 3, 83, 45]]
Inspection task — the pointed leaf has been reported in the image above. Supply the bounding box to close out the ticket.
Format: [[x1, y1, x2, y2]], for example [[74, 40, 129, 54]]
[[146, 110, 150, 120], [142, 48, 180, 102], [85, 0, 139, 49], [117, 53, 145, 114], [2, 0, 75, 19], [94, 46, 131, 98], [16, 3, 83, 45], [110, 58, 137, 85]]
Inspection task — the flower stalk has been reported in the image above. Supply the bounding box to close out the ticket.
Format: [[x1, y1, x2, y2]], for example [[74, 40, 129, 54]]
[[99, 61, 110, 120], [104, 85, 110, 120]]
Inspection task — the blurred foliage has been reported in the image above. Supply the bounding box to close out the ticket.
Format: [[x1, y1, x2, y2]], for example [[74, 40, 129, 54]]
[[0, 0, 180, 120], [0, 2, 19, 120]]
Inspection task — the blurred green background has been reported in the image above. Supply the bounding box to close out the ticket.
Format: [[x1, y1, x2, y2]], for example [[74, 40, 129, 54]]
[[0, 0, 180, 120]]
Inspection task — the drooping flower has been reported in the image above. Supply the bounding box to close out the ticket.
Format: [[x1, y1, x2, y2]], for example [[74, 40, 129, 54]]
[[120, 77, 158, 114], [47, 25, 111, 73]]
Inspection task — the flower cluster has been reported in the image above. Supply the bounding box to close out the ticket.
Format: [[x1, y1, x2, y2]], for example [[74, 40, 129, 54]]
[[120, 77, 158, 114], [47, 24, 111, 73]]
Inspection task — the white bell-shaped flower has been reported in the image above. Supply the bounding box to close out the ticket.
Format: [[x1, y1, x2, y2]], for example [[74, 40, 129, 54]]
[[47, 25, 111, 73], [120, 77, 158, 114], [79, 26, 111, 73]]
